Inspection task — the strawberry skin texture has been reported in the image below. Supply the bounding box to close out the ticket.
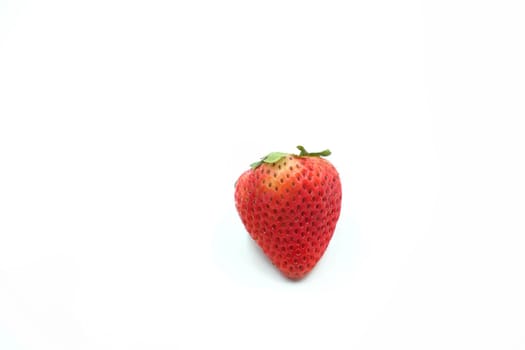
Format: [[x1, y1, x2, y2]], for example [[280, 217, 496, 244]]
[[235, 154, 342, 279]]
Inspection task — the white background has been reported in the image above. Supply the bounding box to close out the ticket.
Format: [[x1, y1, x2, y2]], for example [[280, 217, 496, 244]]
[[1, 0, 524, 349]]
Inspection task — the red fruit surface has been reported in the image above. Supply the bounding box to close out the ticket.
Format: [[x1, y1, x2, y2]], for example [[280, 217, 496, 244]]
[[234, 147, 342, 279]]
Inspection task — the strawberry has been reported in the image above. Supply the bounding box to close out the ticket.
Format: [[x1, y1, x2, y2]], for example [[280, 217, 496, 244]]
[[234, 145, 342, 280]]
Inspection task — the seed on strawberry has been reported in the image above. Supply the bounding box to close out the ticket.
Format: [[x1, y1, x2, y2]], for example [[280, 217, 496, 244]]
[[234, 145, 342, 279]]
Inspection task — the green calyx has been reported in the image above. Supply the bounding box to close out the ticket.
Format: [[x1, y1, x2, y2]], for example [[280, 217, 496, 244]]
[[250, 145, 331, 169], [296, 145, 331, 157]]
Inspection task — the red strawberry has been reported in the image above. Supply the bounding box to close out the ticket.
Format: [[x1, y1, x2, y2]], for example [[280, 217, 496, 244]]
[[234, 145, 342, 280]]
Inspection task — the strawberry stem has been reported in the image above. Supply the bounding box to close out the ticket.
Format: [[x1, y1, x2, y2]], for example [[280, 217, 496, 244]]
[[250, 146, 331, 169], [296, 145, 331, 157]]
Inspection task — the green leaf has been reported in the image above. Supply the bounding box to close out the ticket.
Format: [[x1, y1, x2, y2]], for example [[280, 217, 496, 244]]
[[296, 145, 331, 157], [263, 152, 288, 164], [250, 152, 288, 169], [249, 146, 331, 170]]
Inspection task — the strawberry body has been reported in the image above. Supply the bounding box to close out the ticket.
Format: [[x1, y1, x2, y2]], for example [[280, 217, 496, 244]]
[[234, 146, 342, 279]]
